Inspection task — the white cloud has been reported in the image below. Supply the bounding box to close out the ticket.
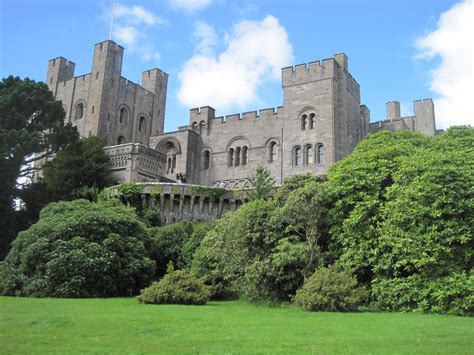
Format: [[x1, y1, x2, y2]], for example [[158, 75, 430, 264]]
[[168, 0, 212, 12], [177, 15, 293, 111], [114, 4, 167, 26], [194, 21, 218, 56], [415, 0, 473, 129], [107, 3, 166, 63]]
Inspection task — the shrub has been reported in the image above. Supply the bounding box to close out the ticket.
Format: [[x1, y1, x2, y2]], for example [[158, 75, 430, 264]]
[[137, 270, 210, 305], [294, 266, 367, 312], [371, 272, 474, 316], [0, 199, 155, 297]]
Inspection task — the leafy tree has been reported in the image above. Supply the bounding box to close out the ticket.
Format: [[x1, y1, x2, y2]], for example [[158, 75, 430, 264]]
[[40, 136, 111, 200], [247, 165, 275, 200], [273, 173, 325, 205], [0, 76, 78, 257], [0, 199, 155, 297]]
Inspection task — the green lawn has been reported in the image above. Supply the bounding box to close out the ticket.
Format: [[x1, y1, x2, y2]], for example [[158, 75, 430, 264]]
[[0, 297, 472, 354]]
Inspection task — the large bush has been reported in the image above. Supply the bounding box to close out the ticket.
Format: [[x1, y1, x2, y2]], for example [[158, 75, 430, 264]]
[[137, 270, 210, 305], [0, 199, 155, 297], [294, 266, 367, 312]]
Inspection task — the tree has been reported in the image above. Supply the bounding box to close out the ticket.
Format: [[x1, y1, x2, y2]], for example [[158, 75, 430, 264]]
[[40, 136, 111, 200], [0, 76, 78, 257], [247, 165, 275, 200], [0, 199, 155, 297]]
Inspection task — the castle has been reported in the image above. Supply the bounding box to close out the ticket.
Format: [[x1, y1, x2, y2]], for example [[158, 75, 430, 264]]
[[45, 40, 436, 188]]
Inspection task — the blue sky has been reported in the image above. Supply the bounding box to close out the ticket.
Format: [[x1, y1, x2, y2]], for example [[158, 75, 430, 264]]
[[1, 0, 472, 131]]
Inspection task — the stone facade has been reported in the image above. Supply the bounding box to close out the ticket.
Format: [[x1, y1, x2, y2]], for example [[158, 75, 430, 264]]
[[45, 40, 437, 187]]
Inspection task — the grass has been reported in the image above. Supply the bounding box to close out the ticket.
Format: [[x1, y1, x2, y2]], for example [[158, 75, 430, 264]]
[[1, 297, 473, 354]]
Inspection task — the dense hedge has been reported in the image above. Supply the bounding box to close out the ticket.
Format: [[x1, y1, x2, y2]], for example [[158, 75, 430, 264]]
[[0, 199, 155, 297]]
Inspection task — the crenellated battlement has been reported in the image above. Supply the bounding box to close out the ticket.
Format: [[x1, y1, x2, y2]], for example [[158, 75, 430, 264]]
[[282, 57, 337, 87], [212, 106, 282, 125]]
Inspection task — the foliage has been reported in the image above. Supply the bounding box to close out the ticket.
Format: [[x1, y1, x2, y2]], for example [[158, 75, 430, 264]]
[[192, 199, 279, 300], [273, 173, 325, 205], [371, 272, 473, 316], [150, 221, 194, 276], [247, 165, 276, 200], [137, 270, 210, 305], [326, 127, 474, 315], [40, 136, 111, 200], [294, 266, 367, 312], [117, 183, 144, 207], [0, 76, 78, 258], [0, 199, 155, 297]]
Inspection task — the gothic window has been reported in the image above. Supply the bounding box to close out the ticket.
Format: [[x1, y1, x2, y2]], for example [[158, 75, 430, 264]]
[[317, 144, 326, 165], [138, 116, 147, 133], [119, 107, 128, 126], [269, 141, 278, 162], [228, 148, 235, 167], [309, 113, 315, 129], [74, 103, 84, 121], [235, 147, 241, 166], [203, 150, 210, 169], [301, 114, 307, 130], [242, 146, 248, 165], [117, 135, 126, 144], [191, 122, 198, 131], [304, 145, 314, 165], [294, 146, 302, 166]]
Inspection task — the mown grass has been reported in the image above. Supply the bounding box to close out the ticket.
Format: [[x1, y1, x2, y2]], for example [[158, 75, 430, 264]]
[[0, 297, 473, 353]]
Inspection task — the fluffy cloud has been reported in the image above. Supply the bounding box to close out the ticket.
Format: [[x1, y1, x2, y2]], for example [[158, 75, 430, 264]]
[[415, 0, 473, 129], [177, 15, 293, 111], [110, 3, 166, 62], [168, 0, 213, 12]]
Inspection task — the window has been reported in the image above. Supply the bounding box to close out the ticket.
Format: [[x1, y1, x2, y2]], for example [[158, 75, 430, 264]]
[[301, 114, 307, 130], [119, 107, 128, 126], [74, 103, 84, 121], [235, 147, 241, 166], [203, 150, 210, 169], [117, 135, 125, 144], [228, 148, 235, 167], [191, 122, 198, 131], [242, 146, 248, 165], [138, 116, 147, 133], [309, 113, 315, 129], [199, 120, 206, 134], [305, 145, 314, 165], [294, 147, 302, 166], [317, 144, 326, 164], [269, 141, 277, 162]]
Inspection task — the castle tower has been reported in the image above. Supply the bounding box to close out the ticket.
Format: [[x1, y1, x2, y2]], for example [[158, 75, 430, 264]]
[[46, 57, 75, 97], [88, 40, 124, 139], [414, 99, 436, 136], [142, 69, 168, 135]]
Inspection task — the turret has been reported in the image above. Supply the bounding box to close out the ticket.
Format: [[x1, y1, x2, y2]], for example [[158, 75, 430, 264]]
[[142, 68, 168, 135], [46, 57, 75, 96]]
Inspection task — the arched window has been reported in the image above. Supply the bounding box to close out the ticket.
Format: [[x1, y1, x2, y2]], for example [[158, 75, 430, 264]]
[[294, 147, 302, 166], [269, 141, 277, 162], [191, 122, 198, 131], [203, 150, 210, 169], [119, 107, 128, 126], [301, 114, 307, 130], [74, 103, 84, 121], [117, 135, 126, 144], [235, 147, 241, 166], [317, 144, 326, 164], [305, 145, 314, 165], [242, 146, 248, 165], [309, 113, 315, 129], [138, 116, 147, 133], [228, 148, 235, 167]]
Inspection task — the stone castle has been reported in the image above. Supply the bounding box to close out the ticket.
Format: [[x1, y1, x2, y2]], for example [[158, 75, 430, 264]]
[[45, 40, 436, 188]]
